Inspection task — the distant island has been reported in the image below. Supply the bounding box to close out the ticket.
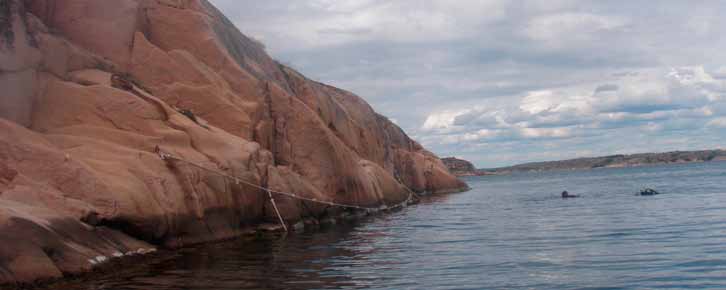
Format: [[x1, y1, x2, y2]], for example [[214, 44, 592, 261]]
[[444, 149, 726, 176]]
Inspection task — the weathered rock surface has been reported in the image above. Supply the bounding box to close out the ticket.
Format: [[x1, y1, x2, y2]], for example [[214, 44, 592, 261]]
[[0, 0, 468, 285], [442, 157, 485, 177]]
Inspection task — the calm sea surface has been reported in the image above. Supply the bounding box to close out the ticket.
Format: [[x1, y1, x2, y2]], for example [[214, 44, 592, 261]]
[[46, 161, 726, 289]]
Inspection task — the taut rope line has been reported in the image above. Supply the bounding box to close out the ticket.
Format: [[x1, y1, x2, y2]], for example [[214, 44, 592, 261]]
[[266, 189, 288, 232], [154, 147, 413, 231]]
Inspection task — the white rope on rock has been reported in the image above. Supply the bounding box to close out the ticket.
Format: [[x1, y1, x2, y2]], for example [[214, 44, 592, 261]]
[[154, 147, 413, 231], [266, 189, 288, 232]]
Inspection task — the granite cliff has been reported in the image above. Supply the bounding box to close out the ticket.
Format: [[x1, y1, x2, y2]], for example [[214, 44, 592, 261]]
[[0, 0, 467, 285]]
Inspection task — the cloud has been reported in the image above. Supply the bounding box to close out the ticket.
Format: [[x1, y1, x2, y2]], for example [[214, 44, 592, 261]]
[[595, 84, 619, 93], [707, 117, 726, 128], [422, 109, 467, 132], [518, 127, 574, 139], [419, 66, 726, 162], [524, 12, 628, 48], [211, 0, 726, 167]]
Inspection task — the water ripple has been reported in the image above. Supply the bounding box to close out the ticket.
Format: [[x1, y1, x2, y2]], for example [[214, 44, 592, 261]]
[[40, 161, 726, 290]]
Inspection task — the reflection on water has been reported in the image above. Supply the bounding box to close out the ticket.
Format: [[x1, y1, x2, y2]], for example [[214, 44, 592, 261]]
[[48, 225, 367, 289], [44, 162, 726, 289]]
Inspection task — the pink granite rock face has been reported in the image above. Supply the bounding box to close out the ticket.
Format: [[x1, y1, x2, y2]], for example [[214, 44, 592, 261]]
[[0, 0, 468, 285]]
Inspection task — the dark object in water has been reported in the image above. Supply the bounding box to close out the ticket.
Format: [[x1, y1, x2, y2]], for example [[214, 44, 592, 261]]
[[561, 191, 579, 198], [639, 188, 660, 196]]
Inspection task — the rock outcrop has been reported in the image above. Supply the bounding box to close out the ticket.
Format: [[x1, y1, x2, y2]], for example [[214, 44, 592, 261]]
[[0, 0, 467, 285], [442, 157, 491, 177], [442, 157, 477, 176]]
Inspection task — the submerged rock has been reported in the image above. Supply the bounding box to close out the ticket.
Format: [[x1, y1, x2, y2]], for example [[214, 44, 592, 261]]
[[0, 0, 468, 285]]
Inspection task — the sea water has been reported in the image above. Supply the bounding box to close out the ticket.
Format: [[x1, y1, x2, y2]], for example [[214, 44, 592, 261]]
[[44, 161, 726, 289]]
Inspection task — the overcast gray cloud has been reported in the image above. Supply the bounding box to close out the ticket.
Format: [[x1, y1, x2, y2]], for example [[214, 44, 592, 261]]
[[211, 0, 726, 167]]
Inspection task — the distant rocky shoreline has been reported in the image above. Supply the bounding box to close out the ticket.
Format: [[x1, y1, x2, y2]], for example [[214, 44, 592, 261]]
[[444, 149, 726, 176]]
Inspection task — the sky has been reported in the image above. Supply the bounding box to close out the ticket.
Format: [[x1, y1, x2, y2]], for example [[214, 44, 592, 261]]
[[210, 0, 726, 168]]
